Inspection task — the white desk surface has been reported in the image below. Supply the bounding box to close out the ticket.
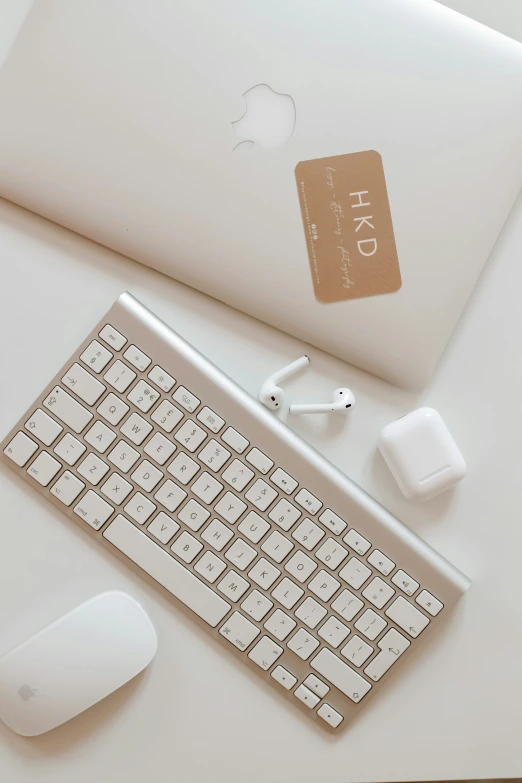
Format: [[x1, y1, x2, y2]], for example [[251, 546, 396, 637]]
[[1, 2, 522, 781]]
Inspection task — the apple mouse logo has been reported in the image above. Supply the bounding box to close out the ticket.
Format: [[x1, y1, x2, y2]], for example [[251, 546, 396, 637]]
[[232, 84, 296, 152], [18, 684, 37, 701]]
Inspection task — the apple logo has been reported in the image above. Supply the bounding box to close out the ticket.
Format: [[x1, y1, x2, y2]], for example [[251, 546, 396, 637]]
[[18, 684, 37, 701], [232, 84, 296, 151]]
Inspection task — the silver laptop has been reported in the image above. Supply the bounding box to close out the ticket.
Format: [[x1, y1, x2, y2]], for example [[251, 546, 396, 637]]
[[1, 0, 522, 387]]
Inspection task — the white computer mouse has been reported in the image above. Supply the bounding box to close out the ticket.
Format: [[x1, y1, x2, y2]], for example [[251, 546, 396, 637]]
[[0, 591, 157, 736]]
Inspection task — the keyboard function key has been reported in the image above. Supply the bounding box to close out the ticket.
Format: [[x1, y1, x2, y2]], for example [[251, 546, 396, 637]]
[[97, 393, 129, 426], [391, 569, 420, 597], [174, 420, 207, 452], [221, 427, 249, 454], [123, 345, 151, 372], [124, 492, 156, 524], [77, 453, 110, 485], [127, 379, 160, 413], [270, 468, 298, 494], [343, 529, 371, 556], [25, 409, 63, 447], [245, 448, 273, 475], [416, 590, 443, 616], [74, 489, 114, 530], [197, 406, 225, 433], [99, 324, 127, 351], [294, 684, 320, 709], [271, 665, 297, 690], [103, 360, 136, 393], [385, 596, 430, 638], [248, 636, 284, 670], [219, 611, 260, 651], [172, 385, 200, 413], [150, 399, 183, 432], [318, 508, 346, 536], [317, 703, 343, 728], [50, 471, 85, 506], [147, 365, 176, 392], [62, 363, 105, 405], [80, 340, 113, 373], [367, 549, 395, 576], [43, 386, 93, 433], [53, 433, 86, 466], [4, 432, 38, 466], [294, 488, 323, 515], [27, 451, 62, 486]]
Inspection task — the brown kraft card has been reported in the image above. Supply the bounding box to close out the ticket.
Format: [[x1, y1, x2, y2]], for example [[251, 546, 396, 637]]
[[295, 150, 401, 303]]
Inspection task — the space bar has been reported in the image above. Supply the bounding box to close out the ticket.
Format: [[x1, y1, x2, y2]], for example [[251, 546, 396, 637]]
[[103, 515, 231, 627]]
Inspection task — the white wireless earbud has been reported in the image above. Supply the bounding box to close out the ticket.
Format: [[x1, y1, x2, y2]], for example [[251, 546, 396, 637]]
[[259, 355, 310, 411], [289, 387, 355, 415]]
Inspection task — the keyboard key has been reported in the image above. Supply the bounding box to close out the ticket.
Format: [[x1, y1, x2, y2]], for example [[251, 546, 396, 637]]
[[97, 393, 129, 425], [294, 488, 322, 516], [127, 379, 160, 413], [291, 518, 325, 551], [50, 471, 85, 505], [191, 472, 223, 504], [341, 635, 373, 667], [248, 558, 280, 589], [131, 459, 164, 492], [343, 529, 371, 556], [248, 636, 284, 670], [304, 674, 330, 698], [147, 365, 175, 392], [167, 452, 200, 484], [271, 665, 297, 690], [154, 479, 187, 511], [196, 406, 225, 433], [316, 538, 349, 570], [147, 512, 179, 544], [225, 538, 257, 570], [237, 511, 270, 543], [391, 569, 420, 597], [308, 570, 340, 601], [84, 421, 117, 454], [364, 628, 410, 682], [287, 629, 320, 660], [264, 609, 296, 641], [43, 386, 93, 433], [294, 684, 320, 709], [416, 589, 443, 616], [285, 551, 317, 583], [221, 459, 254, 492], [151, 399, 183, 432], [318, 508, 346, 536], [144, 432, 176, 465], [25, 409, 62, 446], [104, 360, 137, 393], [54, 433, 86, 466], [354, 608, 387, 641], [27, 451, 61, 486], [217, 570, 250, 602], [268, 499, 301, 531], [107, 440, 140, 473], [77, 453, 110, 485], [74, 489, 114, 530], [362, 577, 395, 610], [123, 492, 156, 524], [219, 611, 260, 651], [4, 432, 38, 466], [245, 448, 273, 475], [120, 412, 153, 445], [80, 340, 112, 373], [270, 468, 298, 494], [317, 703, 343, 728], [174, 420, 207, 452], [173, 385, 200, 413], [171, 531, 203, 563], [295, 597, 327, 629], [385, 596, 430, 638], [339, 557, 372, 590], [178, 499, 210, 531], [99, 324, 126, 351], [104, 515, 230, 626], [271, 577, 304, 609], [100, 472, 133, 504], [198, 439, 231, 472], [311, 648, 371, 703], [245, 479, 278, 511], [261, 531, 294, 563], [241, 589, 273, 620], [317, 617, 351, 648], [62, 363, 105, 405], [367, 549, 395, 577], [194, 551, 227, 583], [123, 344, 151, 372], [221, 427, 249, 454], [331, 589, 364, 622], [201, 518, 234, 551]]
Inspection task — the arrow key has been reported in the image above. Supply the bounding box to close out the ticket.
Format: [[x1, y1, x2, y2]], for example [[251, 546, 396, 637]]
[[271, 665, 297, 690]]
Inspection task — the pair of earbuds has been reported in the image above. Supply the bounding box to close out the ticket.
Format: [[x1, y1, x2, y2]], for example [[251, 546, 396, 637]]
[[259, 355, 355, 414]]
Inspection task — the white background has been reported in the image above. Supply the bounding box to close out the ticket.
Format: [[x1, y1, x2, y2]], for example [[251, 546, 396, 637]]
[[1, 2, 521, 781]]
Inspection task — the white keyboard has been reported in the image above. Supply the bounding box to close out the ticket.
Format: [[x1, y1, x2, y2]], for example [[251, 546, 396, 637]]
[[1, 293, 470, 731]]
